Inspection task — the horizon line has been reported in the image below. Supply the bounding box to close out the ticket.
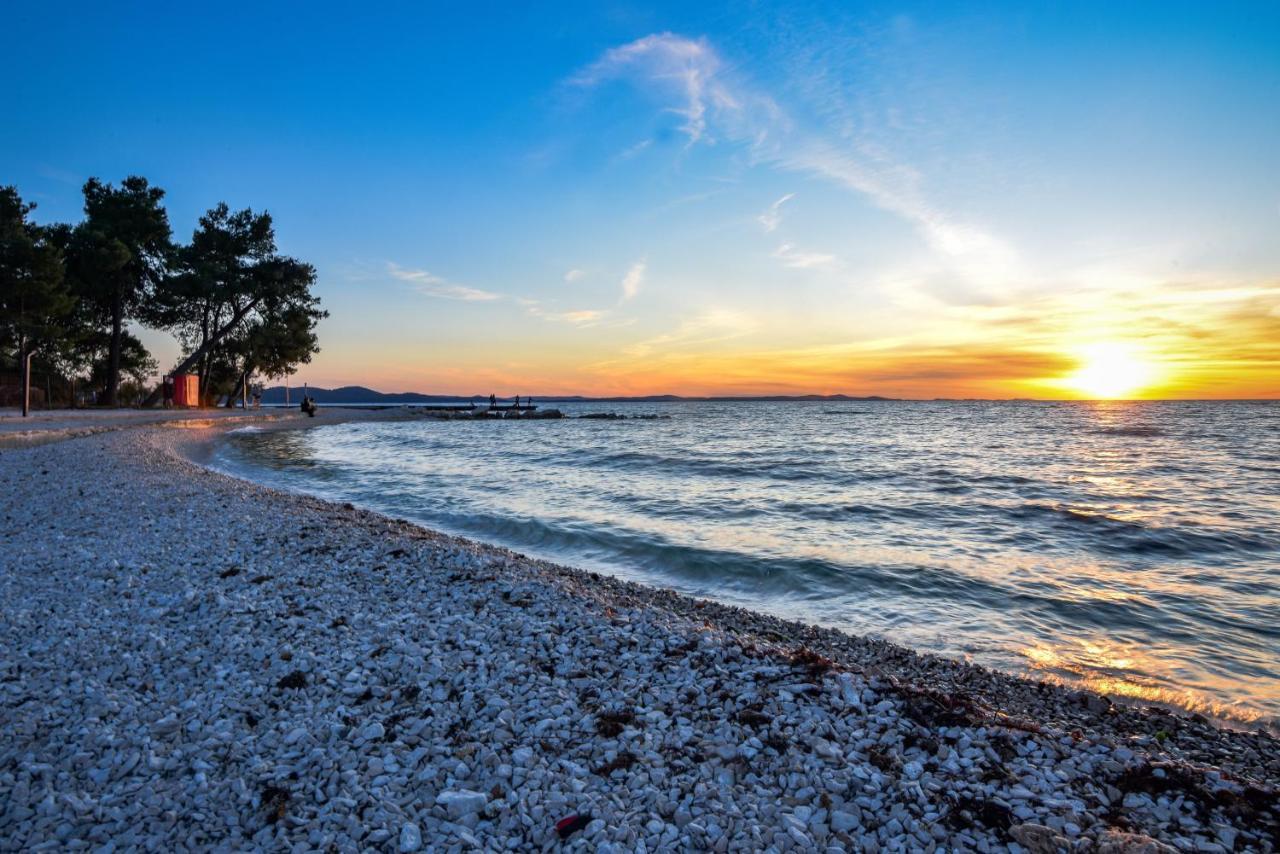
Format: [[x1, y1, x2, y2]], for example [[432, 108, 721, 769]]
[[263, 383, 1279, 403]]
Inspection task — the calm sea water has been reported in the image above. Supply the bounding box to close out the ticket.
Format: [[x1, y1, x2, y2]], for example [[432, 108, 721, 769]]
[[213, 401, 1280, 728]]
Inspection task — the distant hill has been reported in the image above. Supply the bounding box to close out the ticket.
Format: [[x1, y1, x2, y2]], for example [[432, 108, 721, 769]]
[[260, 385, 896, 404]]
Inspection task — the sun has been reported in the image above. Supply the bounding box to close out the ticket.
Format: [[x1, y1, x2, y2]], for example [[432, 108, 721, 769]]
[[1066, 343, 1156, 399]]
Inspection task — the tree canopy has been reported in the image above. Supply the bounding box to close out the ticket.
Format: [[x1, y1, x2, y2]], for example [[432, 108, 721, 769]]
[[72, 176, 173, 405], [0, 187, 75, 403], [141, 203, 324, 406], [1, 178, 323, 412]]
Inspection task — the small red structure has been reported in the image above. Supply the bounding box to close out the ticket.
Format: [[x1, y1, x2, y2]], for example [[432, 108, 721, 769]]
[[172, 374, 199, 407]]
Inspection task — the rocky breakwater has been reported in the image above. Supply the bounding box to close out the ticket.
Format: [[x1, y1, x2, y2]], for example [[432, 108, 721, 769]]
[[0, 422, 1276, 851]]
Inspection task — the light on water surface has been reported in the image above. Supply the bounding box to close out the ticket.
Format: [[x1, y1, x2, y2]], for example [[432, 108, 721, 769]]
[[214, 400, 1280, 730]]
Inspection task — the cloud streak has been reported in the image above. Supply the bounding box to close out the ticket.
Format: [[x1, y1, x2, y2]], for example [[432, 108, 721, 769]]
[[773, 242, 838, 270], [571, 34, 1013, 274], [571, 33, 742, 145], [388, 263, 501, 302], [621, 261, 645, 301], [758, 192, 795, 232]]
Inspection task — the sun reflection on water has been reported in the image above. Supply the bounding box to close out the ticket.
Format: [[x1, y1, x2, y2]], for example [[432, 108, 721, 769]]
[[1020, 639, 1267, 727]]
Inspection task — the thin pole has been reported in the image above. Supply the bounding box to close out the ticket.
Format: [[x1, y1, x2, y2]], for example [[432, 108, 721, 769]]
[[21, 349, 34, 417]]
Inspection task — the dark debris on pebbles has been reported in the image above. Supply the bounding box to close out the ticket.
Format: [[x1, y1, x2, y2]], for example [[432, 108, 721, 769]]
[[1, 415, 1277, 852]]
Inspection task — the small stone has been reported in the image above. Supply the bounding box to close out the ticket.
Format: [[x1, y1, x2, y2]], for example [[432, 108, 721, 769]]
[[435, 789, 487, 820], [1010, 823, 1068, 854], [399, 822, 421, 852]]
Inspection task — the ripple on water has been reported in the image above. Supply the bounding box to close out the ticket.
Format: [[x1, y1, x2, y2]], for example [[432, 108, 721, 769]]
[[213, 400, 1280, 729]]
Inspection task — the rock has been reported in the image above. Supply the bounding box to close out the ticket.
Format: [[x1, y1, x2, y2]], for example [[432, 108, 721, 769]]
[[831, 810, 861, 833], [399, 822, 422, 852], [1096, 832, 1180, 854], [435, 789, 487, 820], [1009, 823, 1068, 854]]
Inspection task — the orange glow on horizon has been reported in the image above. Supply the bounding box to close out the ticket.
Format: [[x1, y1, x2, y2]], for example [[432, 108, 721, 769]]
[[292, 282, 1280, 400]]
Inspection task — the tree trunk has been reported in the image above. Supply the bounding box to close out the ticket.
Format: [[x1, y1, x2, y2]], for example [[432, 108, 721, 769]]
[[19, 338, 31, 417], [104, 293, 123, 407], [140, 298, 261, 406]]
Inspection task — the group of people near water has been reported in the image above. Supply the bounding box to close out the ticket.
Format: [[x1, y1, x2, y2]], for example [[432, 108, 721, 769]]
[[488, 394, 531, 408]]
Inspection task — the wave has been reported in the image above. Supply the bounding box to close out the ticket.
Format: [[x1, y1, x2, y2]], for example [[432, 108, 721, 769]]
[[213, 400, 1280, 726], [1008, 502, 1276, 557], [1092, 426, 1166, 437]]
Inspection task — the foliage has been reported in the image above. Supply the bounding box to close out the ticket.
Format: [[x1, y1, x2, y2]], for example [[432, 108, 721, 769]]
[[143, 203, 325, 405], [72, 176, 172, 405], [2, 178, 322, 409], [0, 186, 74, 358]]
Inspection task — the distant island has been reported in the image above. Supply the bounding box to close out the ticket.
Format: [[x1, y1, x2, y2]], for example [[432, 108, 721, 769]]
[[260, 385, 897, 404]]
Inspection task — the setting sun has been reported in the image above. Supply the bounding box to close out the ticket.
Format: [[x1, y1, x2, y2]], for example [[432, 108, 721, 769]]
[[1066, 343, 1157, 399]]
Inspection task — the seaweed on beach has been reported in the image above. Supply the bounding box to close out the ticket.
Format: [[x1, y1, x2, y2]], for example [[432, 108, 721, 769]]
[[789, 646, 836, 679], [593, 750, 637, 776], [595, 709, 635, 737], [945, 794, 1012, 832], [276, 671, 307, 690], [260, 784, 290, 824], [900, 692, 973, 729], [1111, 762, 1280, 844], [736, 709, 772, 727]]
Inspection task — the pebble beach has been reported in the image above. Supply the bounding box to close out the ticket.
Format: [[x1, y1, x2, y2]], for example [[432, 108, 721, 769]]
[[1, 412, 1277, 852]]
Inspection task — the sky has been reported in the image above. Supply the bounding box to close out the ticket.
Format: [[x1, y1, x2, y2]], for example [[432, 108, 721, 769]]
[[3, 1, 1279, 398]]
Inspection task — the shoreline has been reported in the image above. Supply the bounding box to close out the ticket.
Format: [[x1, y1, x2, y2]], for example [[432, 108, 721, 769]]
[[2, 415, 1276, 850]]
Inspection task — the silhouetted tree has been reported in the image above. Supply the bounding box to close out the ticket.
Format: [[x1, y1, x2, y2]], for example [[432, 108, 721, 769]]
[[222, 302, 323, 406], [143, 203, 321, 406], [75, 177, 172, 405], [0, 187, 74, 414]]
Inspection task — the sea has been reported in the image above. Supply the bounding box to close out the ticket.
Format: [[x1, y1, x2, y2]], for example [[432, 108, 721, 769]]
[[212, 400, 1280, 730]]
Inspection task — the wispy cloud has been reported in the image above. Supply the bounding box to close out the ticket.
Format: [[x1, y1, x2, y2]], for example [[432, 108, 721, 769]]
[[522, 260, 648, 327], [571, 33, 746, 145], [773, 242, 838, 270], [758, 192, 795, 232], [562, 309, 605, 324], [621, 261, 646, 301], [571, 34, 1013, 276], [781, 142, 1015, 268], [388, 263, 501, 301], [522, 299, 612, 327], [617, 308, 759, 360], [617, 139, 653, 160]]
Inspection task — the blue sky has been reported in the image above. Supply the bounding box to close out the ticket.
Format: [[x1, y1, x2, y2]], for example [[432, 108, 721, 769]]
[[4, 1, 1278, 396]]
